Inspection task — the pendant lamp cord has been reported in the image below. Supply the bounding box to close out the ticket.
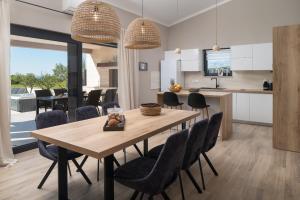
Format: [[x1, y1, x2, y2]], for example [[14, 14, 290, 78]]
[[215, 0, 218, 45], [142, 0, 144, 18], [177, 0, 179, 18]]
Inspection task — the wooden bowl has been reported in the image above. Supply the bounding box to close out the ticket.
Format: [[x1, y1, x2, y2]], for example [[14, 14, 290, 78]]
[[169, 88, 182, 93], [140, 103, 161, 116]]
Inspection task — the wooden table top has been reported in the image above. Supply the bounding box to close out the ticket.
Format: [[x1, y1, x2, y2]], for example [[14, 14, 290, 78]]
[[158, 90, 232, 97], [32, 109, 199, 159]]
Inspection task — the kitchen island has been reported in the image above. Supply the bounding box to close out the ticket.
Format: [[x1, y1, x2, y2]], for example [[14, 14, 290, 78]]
[[157, 90, 232, 140]]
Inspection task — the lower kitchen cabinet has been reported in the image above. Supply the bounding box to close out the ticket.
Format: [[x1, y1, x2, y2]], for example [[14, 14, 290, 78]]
[[236, 93, 250, 121], [249, 94, 273, 123], [232, 93, 273, 124]]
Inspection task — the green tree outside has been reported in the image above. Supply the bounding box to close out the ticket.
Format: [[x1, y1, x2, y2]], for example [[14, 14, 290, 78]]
[[10, 63, 68, 91]]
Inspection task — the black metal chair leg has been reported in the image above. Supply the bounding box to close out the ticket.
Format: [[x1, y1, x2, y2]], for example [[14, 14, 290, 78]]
[[133, 144, 144, 157], [37, 161, 57, 189], [202, 152, 218, 176], [97, 159, 100, 182], [76, 155, 89, 172], [113, 156, 121, 167], [130, 190, 139, 200], [198, 158, 206, 190], [72, 159, 92, 185], [161, 192, 170, 200], [67, 161, 72, 177], [178, 172, 185, 200], [185, 169, 202, 193]]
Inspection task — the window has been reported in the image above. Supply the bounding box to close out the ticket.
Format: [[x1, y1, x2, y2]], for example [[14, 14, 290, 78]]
[[203, 48, 232, 77]]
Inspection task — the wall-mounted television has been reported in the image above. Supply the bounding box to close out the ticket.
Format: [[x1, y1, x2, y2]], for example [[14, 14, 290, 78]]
[[203, 48, 232, 77]]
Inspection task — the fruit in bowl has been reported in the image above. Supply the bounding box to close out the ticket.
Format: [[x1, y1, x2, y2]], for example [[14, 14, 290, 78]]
[[107, 113, 122, 127], [169, 83, 182, 92]]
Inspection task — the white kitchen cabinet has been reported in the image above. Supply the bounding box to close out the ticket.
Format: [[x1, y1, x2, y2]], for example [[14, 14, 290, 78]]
[[253, 43, 273, 70], [181, 49, 200, 60], [249, 94, 273, 123], [231, 58, 253, 71], [233, 92, 273, 124], [181, 60, 201, 71], [164, 51, 180, 61], [180, 49, 202, 72], [236, 93, 250, 121], [231, 43, 273, 71], [231, 44, 253, 71], [232, 93, 238, 120], [231, 45, 253, 58]]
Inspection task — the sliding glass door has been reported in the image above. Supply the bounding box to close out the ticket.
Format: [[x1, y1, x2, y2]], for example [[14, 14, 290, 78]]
[[10, 36, 68, 150], [10, 24, 83, 153]]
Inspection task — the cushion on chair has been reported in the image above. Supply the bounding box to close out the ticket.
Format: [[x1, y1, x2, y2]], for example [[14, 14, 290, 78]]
[[114, 157, 156, 182], [147, 144, 164, 160], [46, 145, 82, 161]]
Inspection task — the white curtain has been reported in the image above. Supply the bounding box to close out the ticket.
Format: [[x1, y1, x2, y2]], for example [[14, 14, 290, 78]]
[[0, 0, 15, 167], [118, 28, 139, 110]]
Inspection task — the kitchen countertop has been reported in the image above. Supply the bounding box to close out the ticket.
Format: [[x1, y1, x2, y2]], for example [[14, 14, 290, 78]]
[[188, 88, 273, 94], [157, 90, 232, 97]]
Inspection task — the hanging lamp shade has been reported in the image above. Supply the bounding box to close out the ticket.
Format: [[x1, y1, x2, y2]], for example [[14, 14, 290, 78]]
[[71, 0, 121, 44], [124, 18, 161, 49]]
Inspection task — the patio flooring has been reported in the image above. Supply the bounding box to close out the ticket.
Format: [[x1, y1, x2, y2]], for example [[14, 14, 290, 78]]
[[11, 110, 37, 147]]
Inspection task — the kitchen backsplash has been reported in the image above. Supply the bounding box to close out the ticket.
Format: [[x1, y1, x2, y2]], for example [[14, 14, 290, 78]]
[[184, 71, 273, 89]]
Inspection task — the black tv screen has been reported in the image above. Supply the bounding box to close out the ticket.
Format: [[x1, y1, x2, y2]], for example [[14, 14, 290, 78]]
[[203, 48, 232, 77]]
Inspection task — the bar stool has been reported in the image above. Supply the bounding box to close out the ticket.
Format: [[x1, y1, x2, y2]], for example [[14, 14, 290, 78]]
[[163, 92, 184, 109], [188, 93, 210, 125]]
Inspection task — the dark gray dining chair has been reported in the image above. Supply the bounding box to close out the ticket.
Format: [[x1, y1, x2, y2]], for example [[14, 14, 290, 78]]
[[75, 106, 121, 181], [114, 129, 189, 200], [35, 110, 91, 189], [200, 112, 223, 189], [147, 119, 209, 196]]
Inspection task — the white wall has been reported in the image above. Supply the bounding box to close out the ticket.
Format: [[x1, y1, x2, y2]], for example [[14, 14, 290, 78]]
[[85, 54, 100, 88]]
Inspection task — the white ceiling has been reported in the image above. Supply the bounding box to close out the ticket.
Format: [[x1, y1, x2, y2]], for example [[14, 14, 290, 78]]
[[103, 0, 232, 26], [18, 0, 232, 27]]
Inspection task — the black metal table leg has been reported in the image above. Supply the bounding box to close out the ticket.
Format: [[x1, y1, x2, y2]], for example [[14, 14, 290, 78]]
[[58, 147, 68, 200], [104, 154, 114, 200], [182, 122, 186, 130], [143, 139, 148, 156]]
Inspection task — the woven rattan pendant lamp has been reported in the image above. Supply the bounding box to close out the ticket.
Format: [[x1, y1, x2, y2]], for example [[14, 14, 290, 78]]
[[124, 0, 161, 49], [71, 0, 121, 44]]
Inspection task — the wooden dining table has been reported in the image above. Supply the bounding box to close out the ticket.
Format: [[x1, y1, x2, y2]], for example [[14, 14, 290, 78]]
[[32, 108, 200, 200]]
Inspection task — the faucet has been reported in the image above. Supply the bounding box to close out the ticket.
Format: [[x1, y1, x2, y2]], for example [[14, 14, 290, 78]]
[[211, 77, 219, 88]]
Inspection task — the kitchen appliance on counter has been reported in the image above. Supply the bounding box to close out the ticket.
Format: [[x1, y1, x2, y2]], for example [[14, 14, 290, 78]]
[[263, 80, 273, 90]]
